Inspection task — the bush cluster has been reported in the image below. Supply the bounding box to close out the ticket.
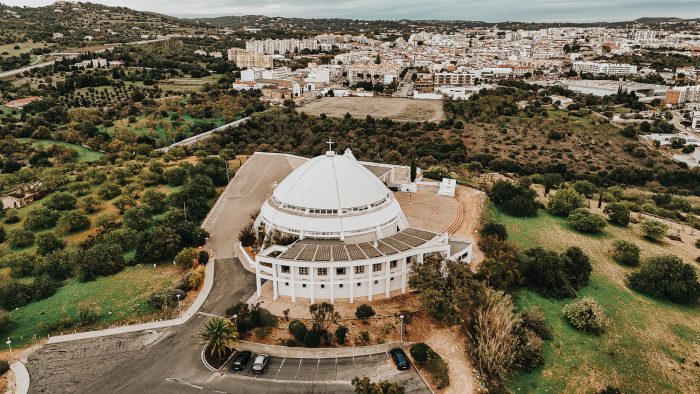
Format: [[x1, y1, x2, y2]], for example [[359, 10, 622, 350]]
[[562, 296, 607, 334], [489, 180, 539, 217], [520, 246, 592, 299], [610, 240, 640, 266], [409, 343, 450, 389], [628, 255, 700, 304]]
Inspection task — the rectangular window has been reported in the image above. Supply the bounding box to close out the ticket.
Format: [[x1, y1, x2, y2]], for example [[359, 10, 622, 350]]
[[339, 284, 344, 288], [390, 261, 398, 269], [281, 265, 290, 273], [357, 282, 362, 287], [299, 267, 308, 275], [320, 284, 325, 289], [373, 263, 382, 272], [336, 267, 346, 275], [302, 284, 307, 288], [355, 266, 365, 274], [318, 268, 327, 276]]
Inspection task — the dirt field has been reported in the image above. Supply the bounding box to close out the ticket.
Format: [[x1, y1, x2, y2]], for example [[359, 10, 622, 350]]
[[299, 97, 444, 123]]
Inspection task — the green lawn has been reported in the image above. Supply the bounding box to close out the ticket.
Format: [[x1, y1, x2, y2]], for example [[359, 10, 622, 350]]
[[488, 205, 700, 393], [2, 265, 181, 347], [16, 138, 104, 162]]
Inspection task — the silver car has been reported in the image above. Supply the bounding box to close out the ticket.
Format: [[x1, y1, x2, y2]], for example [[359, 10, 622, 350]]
[[251, 354, 269, 374]]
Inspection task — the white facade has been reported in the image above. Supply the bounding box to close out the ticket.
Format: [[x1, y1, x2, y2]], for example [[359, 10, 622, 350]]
[[248, 150, 471, 303]]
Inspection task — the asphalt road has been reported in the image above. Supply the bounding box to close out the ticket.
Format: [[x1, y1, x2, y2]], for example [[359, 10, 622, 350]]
[[25, 153, 431, 394]]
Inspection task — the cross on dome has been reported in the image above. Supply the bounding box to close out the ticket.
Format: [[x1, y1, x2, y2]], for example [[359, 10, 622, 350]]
[[326, 139, 335, 152]]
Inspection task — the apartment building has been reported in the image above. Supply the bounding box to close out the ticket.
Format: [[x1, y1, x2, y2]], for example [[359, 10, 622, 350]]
[[434, 72, 476, 86], [246, 38, 319, 55], [665, 85, 700, 105], [227, 48, 273, 69], [572, 61, 638, 76]]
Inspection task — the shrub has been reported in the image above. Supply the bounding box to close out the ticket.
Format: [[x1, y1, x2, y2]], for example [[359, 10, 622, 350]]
[[0, 308, 14, 332], [23, 207, 60, 230], [253, 307, 278, 328], [335, 325, 349, 345], [4, 211, 20, 224], [97, 182, 121, 200], [571, 180, 597, 198], [0, 359, 9, 375], [188, 265, 205, 289], [409, 342, 433, 363], [479, 222, 508, 241], [36, 232, 66, 256], [476, 258, 522, 291], [489, 180, 539, 217], [359, 330, 371, 344], [628, 254, 700, 304], [520, 307, 552, 340], [198, 250, 210, 265], [303, 329, 322, 348], [255, 326, 272, 339], [77, 299, 101, 326], [147, 287, 178, 310], [351, 377, 405, 394], [44, 192, 77, 211], [567, 208, 607, 233], [610, 240, 640, 266], [562, 246, 592, 290], [520, 247, 575, 299], [0, 226, 4, 244], [514, 328, 544, 372], [562, 296, 607, 334], [284, 338, 296, 347], [238, 223, 256, 247], [355, 303, 376, 322], [548, 188, 586, 216], [57, 210, 90, 234], [7, 228, 35, 248], [696, 238, 700, 249], [603, 203, 630, 226], [640, 219, 668, 242], [426, 356, 450, 389], [289, 320, 308, 341], [174, 247, 199, 269]]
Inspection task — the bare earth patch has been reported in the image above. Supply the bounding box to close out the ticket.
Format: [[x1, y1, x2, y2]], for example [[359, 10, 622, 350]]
[[299, 97, 444, 123]]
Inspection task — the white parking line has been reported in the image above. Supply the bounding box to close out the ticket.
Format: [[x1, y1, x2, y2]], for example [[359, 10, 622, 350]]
[[273, 357, 286, 380], [314, 358, 320, 382], [294, 358, 302, 380]]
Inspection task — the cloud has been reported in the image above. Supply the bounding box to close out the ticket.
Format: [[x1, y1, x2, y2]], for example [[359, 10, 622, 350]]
[[2, 0, 699, 21]]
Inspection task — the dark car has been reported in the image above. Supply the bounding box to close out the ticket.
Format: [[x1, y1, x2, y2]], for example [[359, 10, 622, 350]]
[[389, 348, 410, 370], [230, 351, 253, 371], [251, 354, 270, 374]]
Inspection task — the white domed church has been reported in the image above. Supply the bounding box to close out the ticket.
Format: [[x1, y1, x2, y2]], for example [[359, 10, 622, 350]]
[[250, 147, 469, 303]]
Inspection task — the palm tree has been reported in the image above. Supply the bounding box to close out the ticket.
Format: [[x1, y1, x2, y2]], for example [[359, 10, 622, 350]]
[[198, 316, 238, 359]]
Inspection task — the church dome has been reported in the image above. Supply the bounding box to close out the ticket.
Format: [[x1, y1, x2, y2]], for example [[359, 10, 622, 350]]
[[257, 150, 408, 241], [272, 151, 388, 212]]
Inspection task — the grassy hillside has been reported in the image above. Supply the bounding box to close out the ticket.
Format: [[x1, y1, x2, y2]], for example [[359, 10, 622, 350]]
[[489, 206, 700, 393]]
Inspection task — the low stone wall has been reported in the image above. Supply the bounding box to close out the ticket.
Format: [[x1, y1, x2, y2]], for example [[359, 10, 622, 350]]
[[235, 340, 404, 359]]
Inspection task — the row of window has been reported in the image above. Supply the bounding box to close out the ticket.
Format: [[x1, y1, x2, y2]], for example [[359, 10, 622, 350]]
[[281, 261, 399, 276], [287, 278, 396, 288]]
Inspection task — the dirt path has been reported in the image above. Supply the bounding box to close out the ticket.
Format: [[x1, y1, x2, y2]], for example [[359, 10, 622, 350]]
[[413, 322, 478, 394], [452, 186, 487, 266]]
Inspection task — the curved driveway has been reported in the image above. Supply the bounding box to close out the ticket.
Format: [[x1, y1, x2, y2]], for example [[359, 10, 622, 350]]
[[25, 153, 431, 393]]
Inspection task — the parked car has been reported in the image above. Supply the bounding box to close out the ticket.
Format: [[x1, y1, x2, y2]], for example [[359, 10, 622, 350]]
[[230, 351, 252, 371], [389, 348, 410, 370], [251, 354, 270, 374]]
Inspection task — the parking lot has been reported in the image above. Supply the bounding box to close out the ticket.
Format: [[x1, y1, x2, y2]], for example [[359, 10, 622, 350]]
[[213, 352, 430, 393]]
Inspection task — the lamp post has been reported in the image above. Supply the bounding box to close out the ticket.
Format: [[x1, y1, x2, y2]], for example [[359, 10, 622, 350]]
[[399, 315, 405, 343], [232, 314, 238, 327], [6, 338, 13, 361], [176, 294, 181, 310]]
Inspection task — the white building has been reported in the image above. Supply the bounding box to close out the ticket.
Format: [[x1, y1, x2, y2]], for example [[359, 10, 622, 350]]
[[247, 149, 471, 303], [572, 61, 638, 76]]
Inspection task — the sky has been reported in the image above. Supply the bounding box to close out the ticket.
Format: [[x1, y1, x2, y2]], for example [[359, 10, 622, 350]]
[[2, 0, 700, 22]]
